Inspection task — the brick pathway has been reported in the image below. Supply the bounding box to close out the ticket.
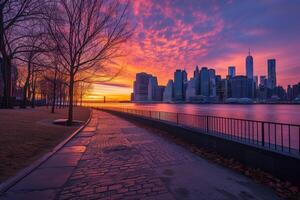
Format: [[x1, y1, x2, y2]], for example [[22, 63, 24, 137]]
[[0, 110, 280, 200]]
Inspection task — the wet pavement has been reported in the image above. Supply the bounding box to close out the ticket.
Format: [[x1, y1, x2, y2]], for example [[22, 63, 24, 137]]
[[0, 110, 281, 200]]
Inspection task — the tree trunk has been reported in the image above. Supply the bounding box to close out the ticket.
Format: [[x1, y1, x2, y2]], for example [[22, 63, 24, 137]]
[[0, 7, 12, 108], [27, 83, 32, 101], [59, 84, 62, 108], [51, 70, 57, 113], [63, 90, 67, 108], [67, 73, 74, 126], [31, 87, 36, 108], [21, 82, 28, 108], [1, 56, 12, 108], [21, 60, 31, 108], [31, 74, 37, 108], [80, 89, 83, 106]]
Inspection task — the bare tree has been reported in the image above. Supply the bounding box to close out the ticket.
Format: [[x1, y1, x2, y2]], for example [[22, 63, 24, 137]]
[[74, 80, 92, 107], [44, 0, 133, 125], [0, 0, 46, 108], [34, 44, 66, 112], [43, 63, 65, 113], [18, 34, 46, 108], [38, 78, 51, 107], [29, 62, 44, 107]]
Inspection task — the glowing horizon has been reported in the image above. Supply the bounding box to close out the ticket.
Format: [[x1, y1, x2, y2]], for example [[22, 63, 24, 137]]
[[86, 0, 300, 101]]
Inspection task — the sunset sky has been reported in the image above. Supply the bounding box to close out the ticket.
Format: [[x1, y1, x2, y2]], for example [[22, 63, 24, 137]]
[[86, 0, 300, 101]]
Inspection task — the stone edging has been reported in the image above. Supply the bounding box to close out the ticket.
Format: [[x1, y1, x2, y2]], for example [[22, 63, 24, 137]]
[[0, 108, 93, 194]]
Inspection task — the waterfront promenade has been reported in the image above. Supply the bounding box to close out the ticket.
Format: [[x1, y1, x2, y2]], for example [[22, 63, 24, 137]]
[[0, 110, 279, 200]]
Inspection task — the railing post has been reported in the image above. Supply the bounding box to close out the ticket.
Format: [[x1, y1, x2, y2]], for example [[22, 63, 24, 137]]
[[298, 126, 300, 155], [158, 111, 160, 120], [206, 116, 209, 133], [176, 113, 179, 125], [288, 125, 291, 153], [261, 122, 265, 146]]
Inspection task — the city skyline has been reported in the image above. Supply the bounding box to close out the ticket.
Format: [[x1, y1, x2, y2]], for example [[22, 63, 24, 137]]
[[1, 1, 300, 199], [134, 55, 299, 100], [132, 53, 300, 103], [86, 0, 300, 101], [90, 49, 300, 101]]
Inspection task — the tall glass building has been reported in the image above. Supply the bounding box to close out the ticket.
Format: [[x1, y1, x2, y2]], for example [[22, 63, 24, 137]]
[[200, 67, 210, 97], [228, 66, 236, 78], [209, 69, 216, 97], [259, 76, 267, 88], [163, 80, 174, 102], [267, 59, 276, 89], [174, 70, 185, 101], [133, 72, 151, 101], [246, 49, 253, 79], [230, 75, 253, 98], [147, 76, 158, 101]]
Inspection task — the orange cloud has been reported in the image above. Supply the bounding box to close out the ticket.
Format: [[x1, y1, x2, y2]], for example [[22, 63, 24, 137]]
[[85, 1, 300, 101]]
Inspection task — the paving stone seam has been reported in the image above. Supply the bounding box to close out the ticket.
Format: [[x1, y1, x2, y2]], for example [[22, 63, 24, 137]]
[[53, 113, 101, 199]]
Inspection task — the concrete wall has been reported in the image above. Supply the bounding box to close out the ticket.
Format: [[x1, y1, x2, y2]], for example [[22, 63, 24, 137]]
[[102, 109, 300, 186]]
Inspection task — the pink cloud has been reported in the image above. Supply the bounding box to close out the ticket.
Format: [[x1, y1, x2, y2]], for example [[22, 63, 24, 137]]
[[112, 1, 300, 94]]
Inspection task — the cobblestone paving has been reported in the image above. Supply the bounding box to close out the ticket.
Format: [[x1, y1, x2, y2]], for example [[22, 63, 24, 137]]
[[56, 112, 177, 200], [55, 111, 280, 200]]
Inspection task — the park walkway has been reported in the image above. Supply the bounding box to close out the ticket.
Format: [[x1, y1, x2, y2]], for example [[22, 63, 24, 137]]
[[1, 110, 280, 200]]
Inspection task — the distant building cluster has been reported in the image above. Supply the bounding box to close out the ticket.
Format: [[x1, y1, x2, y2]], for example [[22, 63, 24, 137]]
[[132, 73, 165, 102], [132, 50, 300, 103]]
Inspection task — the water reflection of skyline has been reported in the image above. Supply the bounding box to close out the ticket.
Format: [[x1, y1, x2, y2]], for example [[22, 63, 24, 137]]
[[85, 103, 300, 125]]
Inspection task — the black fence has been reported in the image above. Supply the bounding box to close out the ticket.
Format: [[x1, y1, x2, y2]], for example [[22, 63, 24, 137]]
[[100, 107, 300, 157]]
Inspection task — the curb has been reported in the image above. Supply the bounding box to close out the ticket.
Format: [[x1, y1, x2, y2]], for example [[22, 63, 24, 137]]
[[0, 108, 93, 194]]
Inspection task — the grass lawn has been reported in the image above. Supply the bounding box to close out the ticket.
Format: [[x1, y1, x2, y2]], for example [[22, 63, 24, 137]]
[[0, 106, 91, 183]]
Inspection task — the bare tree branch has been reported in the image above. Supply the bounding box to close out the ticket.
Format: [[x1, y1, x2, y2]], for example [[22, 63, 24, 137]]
[[43, 0, 133, 124]]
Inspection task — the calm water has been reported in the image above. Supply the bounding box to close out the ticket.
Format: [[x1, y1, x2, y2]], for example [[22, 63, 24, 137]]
[[93, 103, 300, 125], [85, 102, 300, 151]]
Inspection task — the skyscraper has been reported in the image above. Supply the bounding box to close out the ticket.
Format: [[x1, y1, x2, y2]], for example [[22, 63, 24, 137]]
[[163, 80, 174, 102], [200, 67, 209, 97], [230, 76, 253, 98], [194, 66, 199, 77], [174, 70, 185, 101], [209, 69, 216, 97], [133, 72, 151, 101], [259, 76, 267, 88], [147, 76, 158, 101], [216, 77, 228, 102], [246, 49, 253, 79], [185, 78, 196, 101], [254, 76, 258, 86], [267, 59, 276, 89], [183, 70, 188, 83], [228, 66, 236, 78], [194, 66, 200, 95], [292, 83, 300, 100], [155, 86, 165, 101], [287, 85, 293, 100]]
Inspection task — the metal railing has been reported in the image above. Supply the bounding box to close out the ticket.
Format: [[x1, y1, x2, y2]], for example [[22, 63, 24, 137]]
[[99, 107, 300, 157]]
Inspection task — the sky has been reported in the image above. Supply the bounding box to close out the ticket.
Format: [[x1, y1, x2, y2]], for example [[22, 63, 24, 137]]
[[86, 0, 300, 101]]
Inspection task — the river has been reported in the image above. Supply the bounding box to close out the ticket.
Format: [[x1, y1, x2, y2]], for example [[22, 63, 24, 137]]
[[85, 102, 300, 151], [93, 103, 300, 125]]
